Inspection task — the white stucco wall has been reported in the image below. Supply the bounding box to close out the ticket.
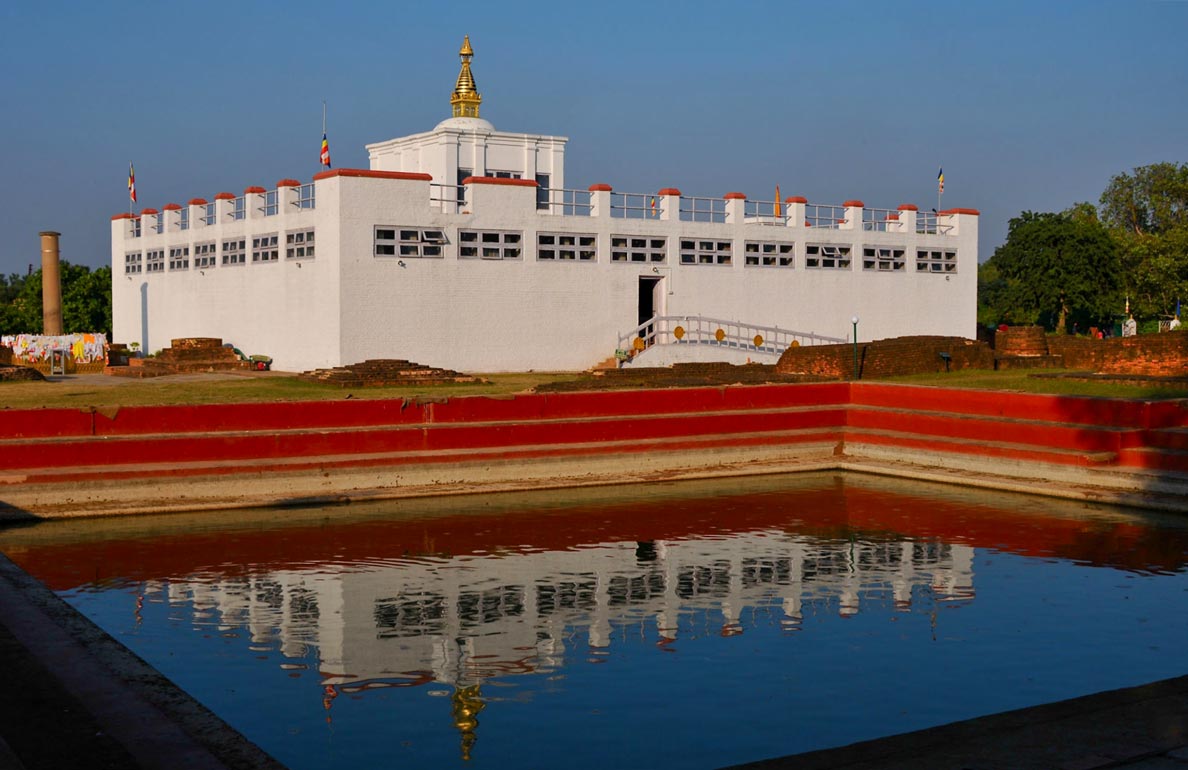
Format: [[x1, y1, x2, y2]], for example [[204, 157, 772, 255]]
[[110, 173, 977, 374]]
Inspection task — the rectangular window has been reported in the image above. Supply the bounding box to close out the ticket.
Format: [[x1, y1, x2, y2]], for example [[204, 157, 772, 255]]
[[231, 197, 245, 221], [222, 238, 246, 266], [194, 242, 217, 268], [679, 239, 732, 266], [131, 218, 142, 238], [535, 173, 551, 210], [374, 227, 447, 258], [168, 245, 190, 271], [286, 229, 316, 260], [124, 251, 142, 275], [805, 244, 852, 269], [203, 203, 216, 226], [611, 235, 666, 263], [297, 183, 315, 210], [263, 190, 278, 216], [459, 230, 522, 260], [145, 249, 165, 273], [537, 232, 596, 261], [179, 208, 189, 231], [252, 234, 279, 263], [744, 241, 794, 267], [917, 249, 958, 273], [490, 170, 522, 179], [863, 246, 906, 271]]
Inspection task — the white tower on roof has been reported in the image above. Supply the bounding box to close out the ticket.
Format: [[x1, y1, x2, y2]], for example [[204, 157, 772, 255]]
[[366, 35, 567, 197]]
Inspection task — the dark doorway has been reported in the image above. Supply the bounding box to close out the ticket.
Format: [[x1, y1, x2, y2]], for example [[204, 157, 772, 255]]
[[638, 276, 662, 328]]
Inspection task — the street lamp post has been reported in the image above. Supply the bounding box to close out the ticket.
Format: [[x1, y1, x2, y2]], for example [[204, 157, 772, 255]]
[[851, 315, 860, 380]]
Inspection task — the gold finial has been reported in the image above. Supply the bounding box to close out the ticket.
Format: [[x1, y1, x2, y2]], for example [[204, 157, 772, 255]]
[[450, 35, 482, 118]]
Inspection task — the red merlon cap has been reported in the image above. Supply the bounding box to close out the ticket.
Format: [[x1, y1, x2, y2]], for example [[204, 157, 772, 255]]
[[785, 196, 808, 204], [460, 176, 539, 187], [111, 213, 135, 221], [939, 207, 981, 216], [244, 186, 266, 194], [140, 208, 159, 216], [277, 178, 301, 188], [843, 200, 864, 208], [162, 203, 182, 211], [313, 168, 434, 182], [658, 188, 681, 197], [886, 213, 900, 220], [188, 198, 208, 206], [723, 192, 746, 200], [214, 192, 236, 200], [897, 204, 919, 211], [588, 183, 613, 192]]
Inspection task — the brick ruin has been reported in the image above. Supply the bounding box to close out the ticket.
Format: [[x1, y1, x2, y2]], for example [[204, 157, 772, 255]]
[[298, 360, 482, 388], [105, 338, 253, 378], [775, 327, 1188, 380]]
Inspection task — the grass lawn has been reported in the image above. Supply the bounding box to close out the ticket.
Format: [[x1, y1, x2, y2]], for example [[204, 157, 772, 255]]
[[2, 368, 1186, 411], [880, 369, 1188, 400], [0, 372, 582, 410]]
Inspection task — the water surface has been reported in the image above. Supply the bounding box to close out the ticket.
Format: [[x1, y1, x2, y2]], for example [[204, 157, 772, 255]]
[[2, 473, 1186, 769]]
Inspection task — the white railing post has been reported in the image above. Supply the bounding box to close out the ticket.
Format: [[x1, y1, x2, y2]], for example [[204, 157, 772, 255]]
[[785, 196, 806, 228], [214, 192, 237, 222], [658, 188, 681, 222], [245, 186, 267, 220], [842, 200, 864, 231], [589, 184, 612, 218], [188, 198, 208, 230], [279, 179, 301, 211], [724, 192, 746, 224], [897, 204, 918, 233]]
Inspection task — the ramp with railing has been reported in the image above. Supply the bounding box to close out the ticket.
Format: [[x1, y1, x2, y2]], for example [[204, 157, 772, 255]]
[[617, 315, 845, 364]]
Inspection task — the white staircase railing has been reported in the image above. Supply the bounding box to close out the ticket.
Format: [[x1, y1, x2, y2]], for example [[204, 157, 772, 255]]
[[616, 315, 845, 360]]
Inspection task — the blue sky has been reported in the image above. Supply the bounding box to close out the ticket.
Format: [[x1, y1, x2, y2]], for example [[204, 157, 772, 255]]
[[0, 1, 1185, 276]]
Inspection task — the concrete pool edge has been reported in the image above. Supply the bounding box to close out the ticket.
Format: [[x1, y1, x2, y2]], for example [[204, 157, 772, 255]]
[[723, 673, 1188, 770], [3, 444, 1188, 521], [0, 551, 287, 770]]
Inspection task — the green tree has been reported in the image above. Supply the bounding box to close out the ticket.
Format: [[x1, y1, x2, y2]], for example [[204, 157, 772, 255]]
[[1099, 163, 1188, 319], [0, 262, 112, 337], [981, 206, 1121, 332]]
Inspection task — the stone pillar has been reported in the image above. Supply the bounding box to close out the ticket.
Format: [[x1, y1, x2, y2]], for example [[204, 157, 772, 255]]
[[843, 200, 864, 231], [40, 231, 63, 335]]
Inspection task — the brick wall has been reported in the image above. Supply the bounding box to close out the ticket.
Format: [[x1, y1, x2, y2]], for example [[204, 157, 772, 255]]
[[995, 326, 1049, 356], [776, 336, 994, 380], [1099, 331, 1188, 376], [1046, 335, 1103, 370]]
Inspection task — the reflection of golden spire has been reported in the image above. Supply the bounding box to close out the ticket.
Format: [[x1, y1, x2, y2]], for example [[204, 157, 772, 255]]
[[451, 684, 486, 761], [450, 35, 483, 118]]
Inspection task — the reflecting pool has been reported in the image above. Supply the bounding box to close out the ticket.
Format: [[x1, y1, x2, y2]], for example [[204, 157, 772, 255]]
[[2, 473, 1187, 769]]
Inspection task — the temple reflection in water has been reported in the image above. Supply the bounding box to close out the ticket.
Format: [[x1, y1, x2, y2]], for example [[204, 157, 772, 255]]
[[154, 529, 974, 689]]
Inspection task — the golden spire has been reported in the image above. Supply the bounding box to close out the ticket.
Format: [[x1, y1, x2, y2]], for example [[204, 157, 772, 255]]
[[450, 35, 483, 118]]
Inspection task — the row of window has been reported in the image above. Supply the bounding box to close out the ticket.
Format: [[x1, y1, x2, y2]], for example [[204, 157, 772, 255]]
[[372, 227, 956, 272], [124, 229, 315, 274], [131, 189, 317, 237]]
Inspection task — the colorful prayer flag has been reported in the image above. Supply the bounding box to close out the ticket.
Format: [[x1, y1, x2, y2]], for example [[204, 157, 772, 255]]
[[937, 168, 945, 194], [128, 162, 137, 204], [774, 185, 782, 218], [650, 196, 656, 216], [320, 132, 331, 168]]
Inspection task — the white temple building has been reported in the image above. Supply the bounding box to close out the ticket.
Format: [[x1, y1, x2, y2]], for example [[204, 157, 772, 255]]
[[111, 37, 979, 373]]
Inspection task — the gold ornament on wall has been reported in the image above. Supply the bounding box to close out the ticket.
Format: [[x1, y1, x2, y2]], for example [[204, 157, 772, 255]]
[[753, 334, 764, 347], [715, 328, 726, 342], [633, 337, 646, 351], [673, 326, 685, 340]]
